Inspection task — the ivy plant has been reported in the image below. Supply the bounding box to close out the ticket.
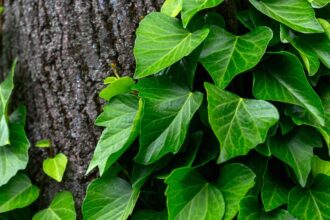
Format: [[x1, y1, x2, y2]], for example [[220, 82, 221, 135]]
[[84, 0, 330, 220]]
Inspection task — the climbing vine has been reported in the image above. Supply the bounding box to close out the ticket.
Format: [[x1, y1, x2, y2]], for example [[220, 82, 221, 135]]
[[83, 0, 330, 220], [1, 0, 330, 219]]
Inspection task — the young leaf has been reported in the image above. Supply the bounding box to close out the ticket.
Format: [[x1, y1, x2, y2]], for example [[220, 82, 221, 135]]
[[253, 52, 325, 126], [134, 77, 203, 165], [0, 173, 39, 213], [311, 156, 330, 177], [134, 12, 209, 78], [261, 171, 291, 212], [0, 60, 16, 147], [0, 107, 30, 187], [161, 0, 182, 17], [131, 210, 168, 220], [269, 128, 322, 187], [87, 94, 142, 175], [200, 26, 272, 89], [288, 174, 330, 220], [165, 167, 225, 220], [215, 163, 256, 220], [35, 139, 51, 148], [82, 176, 139, 220], [249, 0, 323, 33], [181, 0, 224, 28], [32, 191, 76, 220], [205, 83, 279, 163], [99, 76, 135, 101], [238, 196, 296, 220], [43, 153, 68, 182]]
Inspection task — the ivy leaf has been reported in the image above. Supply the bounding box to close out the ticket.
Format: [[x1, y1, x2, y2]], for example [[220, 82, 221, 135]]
[[253, 52, 325, 126], [261, 171, 291, 211], [311, 156, 330, 177], [215, 163, 256, 220], [134, 77, 203, 165], [35, 139, 51, 148], [205, 83, 279, 163], [0, 60, 16, 147], [131, 210, 168, 220], [43, 153, 68, 182], [0, 107, 29, 187], [165, 167, 225, 220], [181, 0, 224, 28], [200, 26, 272, 89], [280, 25, 320, 76], [134, 12, 209, 78], [288, 174, 330, 220], [318, 18, 330, 40], [161, 0, 182, 17], [0, 173, 39, 213], [82, 176, 139, 220], [87, 94, 142, 175], [249, 0, 323, 33], [269, 127, 322, 187], [99, 76, 135, 101], [308, 0, 330, 8], [238, 196, 296, 220], [285, 86, 330, 154], [32, 191, 76, 220]]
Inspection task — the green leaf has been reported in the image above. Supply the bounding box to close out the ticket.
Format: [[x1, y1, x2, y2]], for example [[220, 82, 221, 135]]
[[161, 0, 182, 17], [215, 163, 256, 220], [269, 127, 322, 187], [35, 139, 51, 148], [238, 196, 296, 220], [32, 191, 76, 220], [280, 25, 320, 76], [288, 174, 330, 220], [99, 76, 135, 101], [134, 12, 209, 78], [0, 60, 16, 147], [82, 176, 139, 220], [181, 0, 224, 28], [200, 26, 272, 89], [87, 94, 142, 175], [131, 210, 168, 220], [0, 107, 30, 187], [249, 0, 323, 33], [308, 0, 330, 8], [318, 18, 330, 40], [0, 173, 39, 213], [165, 167, 225, 220], [285, 86, 330, 153], [253, 52, 325, 126], [205, 83, 279, 163], [134, 77, 203, 165], [311, 156, 330, 177], [261, 171, 290, 211], [43, 153, 68, 182]]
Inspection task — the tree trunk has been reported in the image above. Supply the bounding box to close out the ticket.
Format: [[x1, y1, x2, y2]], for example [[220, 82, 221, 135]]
[[1, 0, 163, 216]]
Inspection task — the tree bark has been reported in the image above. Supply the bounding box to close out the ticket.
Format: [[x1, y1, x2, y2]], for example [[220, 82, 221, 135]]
[[1, 0, 163, 216]]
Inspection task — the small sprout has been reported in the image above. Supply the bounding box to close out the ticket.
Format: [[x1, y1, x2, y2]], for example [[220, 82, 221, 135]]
[[43, 153, 68, 182], [35, 139, 52, 148]]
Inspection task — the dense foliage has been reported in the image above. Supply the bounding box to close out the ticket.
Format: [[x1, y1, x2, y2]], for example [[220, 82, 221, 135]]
[[1, 0, 330, 219]]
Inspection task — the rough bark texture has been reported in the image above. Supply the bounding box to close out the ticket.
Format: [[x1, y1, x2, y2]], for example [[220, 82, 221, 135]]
[[1, 0, 163, 216]]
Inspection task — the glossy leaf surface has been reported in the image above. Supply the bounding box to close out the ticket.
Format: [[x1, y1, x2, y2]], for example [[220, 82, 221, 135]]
[[206, 83, 279, 162], [200, 26, 272, 88]]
